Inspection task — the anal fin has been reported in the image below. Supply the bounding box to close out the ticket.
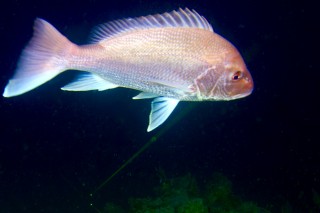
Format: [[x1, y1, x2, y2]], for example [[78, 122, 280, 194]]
[[132, 92, 159, 99], [61, 73, 118, 91]]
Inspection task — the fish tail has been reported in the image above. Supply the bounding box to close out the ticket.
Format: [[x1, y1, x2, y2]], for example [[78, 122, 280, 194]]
[[3, 18, 74, 97]]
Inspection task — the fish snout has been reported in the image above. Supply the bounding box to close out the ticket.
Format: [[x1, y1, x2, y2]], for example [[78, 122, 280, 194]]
[[226, 70, 254, 100], [243, 72, 254, 95]]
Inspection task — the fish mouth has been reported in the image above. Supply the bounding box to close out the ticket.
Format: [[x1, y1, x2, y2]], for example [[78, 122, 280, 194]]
[[229, 82, 254, 100], [238, 75, 254, 98], [230, 91, 252, 100]]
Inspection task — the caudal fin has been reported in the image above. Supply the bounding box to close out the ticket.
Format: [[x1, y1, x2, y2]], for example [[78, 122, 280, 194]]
[[3, 18, 73, 97]]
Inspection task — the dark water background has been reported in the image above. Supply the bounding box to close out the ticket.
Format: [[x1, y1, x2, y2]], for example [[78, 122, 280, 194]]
[[0, 0, 318, 212]]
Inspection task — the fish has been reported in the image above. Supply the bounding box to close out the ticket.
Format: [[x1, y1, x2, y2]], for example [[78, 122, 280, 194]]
[[2, 8, 253, 131]]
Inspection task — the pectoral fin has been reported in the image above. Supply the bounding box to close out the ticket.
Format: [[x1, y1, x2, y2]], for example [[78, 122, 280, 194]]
[[61, 73, 118, 91], [147, 97, 179, 132]]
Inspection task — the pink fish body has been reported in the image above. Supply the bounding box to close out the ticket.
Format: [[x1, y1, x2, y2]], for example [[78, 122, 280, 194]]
[[3, 8, 253, 131]]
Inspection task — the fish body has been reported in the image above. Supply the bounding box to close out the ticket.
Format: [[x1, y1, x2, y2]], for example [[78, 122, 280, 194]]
[[3, 8, 253, 131]]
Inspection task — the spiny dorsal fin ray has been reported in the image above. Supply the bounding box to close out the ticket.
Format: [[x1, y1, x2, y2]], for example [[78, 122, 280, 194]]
[[90, 8, 213, 43]]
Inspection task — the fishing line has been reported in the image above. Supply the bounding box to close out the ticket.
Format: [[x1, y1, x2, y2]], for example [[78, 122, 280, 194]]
[[89, 102, 197, 206]]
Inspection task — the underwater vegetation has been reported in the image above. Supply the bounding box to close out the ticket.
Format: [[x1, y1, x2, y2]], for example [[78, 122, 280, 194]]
[[103, 172, 271, 213]]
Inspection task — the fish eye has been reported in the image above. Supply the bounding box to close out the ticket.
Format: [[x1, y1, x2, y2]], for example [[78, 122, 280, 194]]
[[232, 71, 243, 81]]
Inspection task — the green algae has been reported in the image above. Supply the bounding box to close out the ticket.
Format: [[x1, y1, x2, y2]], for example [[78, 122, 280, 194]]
[[103, 172, 271, 213]]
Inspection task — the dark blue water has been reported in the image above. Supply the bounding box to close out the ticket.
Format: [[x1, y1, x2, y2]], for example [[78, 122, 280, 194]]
[[0, 0, 318, 212]]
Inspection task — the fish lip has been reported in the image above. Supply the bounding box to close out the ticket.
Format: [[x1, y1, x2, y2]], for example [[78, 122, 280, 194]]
[[242, 74, 254, 97], [241, 84, 254, 98], [232, 83, 254, 99], [245, 87, 254, 97], [231, 90, 252, 99]]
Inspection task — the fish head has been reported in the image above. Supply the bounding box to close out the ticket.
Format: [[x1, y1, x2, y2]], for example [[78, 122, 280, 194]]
[[192, 46, 253, 101], [219, 52, 254, 100]]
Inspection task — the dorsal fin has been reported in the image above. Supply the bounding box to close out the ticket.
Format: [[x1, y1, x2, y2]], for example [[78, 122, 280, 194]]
[[90, 8, 213, 43]]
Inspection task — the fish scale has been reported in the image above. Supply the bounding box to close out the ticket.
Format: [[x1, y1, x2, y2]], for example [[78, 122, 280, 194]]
[[3, 8, 253, 131]]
